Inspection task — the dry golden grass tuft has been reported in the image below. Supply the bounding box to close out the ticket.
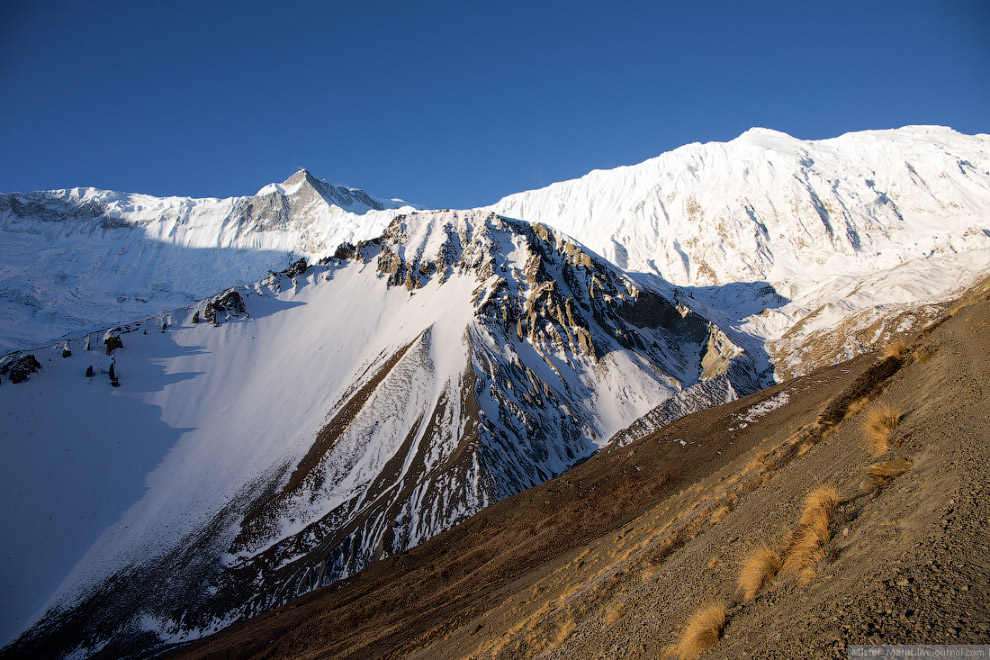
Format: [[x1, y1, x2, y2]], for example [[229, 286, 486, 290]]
[[843, 396, 868, 420], [865, 457, 912, 479], [604, 602, 626, 625], [744, 451, 769, 474], [709, 505, 730, 524], [547, 618, 576, 651], [801, 485, 839, 525], [863, 403, 901, 457], [782, 486, 838, 584], [662, 601, 727, 660], [738, 542, 782, 601], [881, 339, 908, 360]]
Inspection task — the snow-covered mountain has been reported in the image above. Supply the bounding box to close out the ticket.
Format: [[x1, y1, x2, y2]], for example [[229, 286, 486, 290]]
[[0, 211, 759, 657], [0, 169, 416, 352], [489, 126, 990, 376], [3, 125, 990, 659]]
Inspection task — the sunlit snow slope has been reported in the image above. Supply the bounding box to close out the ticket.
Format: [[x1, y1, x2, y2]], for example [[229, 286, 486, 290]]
[[489, 126, 990, 376], [0, 169, 417, 352], [1, 211, 758, 657]]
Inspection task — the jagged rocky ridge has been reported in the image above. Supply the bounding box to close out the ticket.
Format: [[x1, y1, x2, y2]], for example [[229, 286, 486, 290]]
[[1, 210, 760, 659]]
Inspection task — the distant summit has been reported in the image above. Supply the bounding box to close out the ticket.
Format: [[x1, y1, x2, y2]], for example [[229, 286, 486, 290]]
[[0, 173, 420, 351], [257, 169, 417, 213]]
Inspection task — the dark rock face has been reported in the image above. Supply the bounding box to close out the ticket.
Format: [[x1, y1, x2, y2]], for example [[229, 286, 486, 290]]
[[104, 334, 124, 355], [62, 344, 72, 358], [109, 362, 120, 387], [204, 290, 247, 326], [282, 259, 308, 278], [192, 310, 200, 324], [85, 365, 94, 378], [331, 242, 356, 261], [1, 354, 42, 383]]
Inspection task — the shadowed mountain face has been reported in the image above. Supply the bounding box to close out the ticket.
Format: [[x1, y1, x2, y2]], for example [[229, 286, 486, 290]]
[[0, 211, 763, 659]]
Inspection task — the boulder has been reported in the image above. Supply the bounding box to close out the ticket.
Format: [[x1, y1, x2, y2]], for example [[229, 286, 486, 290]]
[[332, 242, 356, 261], [104, 334, 123, 355], [282, 258, 308, 278], [203, 290, 247, 326], [1, 354, 42, 383]]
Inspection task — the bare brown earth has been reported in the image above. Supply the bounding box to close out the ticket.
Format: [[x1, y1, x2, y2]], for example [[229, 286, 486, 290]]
[[165, 279, 990, 660]]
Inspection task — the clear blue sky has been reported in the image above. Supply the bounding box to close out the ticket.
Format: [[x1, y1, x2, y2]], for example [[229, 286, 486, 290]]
[[1, 1, 987, 209]]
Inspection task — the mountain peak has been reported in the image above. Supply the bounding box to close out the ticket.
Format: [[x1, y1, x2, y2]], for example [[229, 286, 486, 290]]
[[254, 169, 337, 200], [255, 170, 415, 213], [735, 126, 799, 147], [282, 168, 317, 187]]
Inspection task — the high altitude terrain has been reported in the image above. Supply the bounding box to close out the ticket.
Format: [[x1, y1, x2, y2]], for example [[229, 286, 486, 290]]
[[157, 275, 990, 660], [0, 126, 988, 659], [0, 169, 415, 352]]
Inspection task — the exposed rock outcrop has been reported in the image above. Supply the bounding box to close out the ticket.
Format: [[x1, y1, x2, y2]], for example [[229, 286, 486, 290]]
[[203, 290, 247, 326], [1, 354, 42, 383], [282, 259, 308, 278], [104, 332, 123, 355]]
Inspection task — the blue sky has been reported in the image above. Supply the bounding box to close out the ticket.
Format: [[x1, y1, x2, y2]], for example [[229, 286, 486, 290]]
[[1, 0, 987, 208]]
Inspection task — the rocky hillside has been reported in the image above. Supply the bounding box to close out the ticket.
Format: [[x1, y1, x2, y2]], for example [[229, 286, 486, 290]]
[[135, 277, 990, 660], [0, 211, 761, 658]]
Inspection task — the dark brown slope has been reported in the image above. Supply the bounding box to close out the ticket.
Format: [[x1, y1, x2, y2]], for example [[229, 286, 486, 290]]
[[162, 349, 871, 658], [167, 278, 990, 660]]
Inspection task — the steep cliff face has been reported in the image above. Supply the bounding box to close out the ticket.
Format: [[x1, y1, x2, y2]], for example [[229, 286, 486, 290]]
[[1, 211, 760, 659]]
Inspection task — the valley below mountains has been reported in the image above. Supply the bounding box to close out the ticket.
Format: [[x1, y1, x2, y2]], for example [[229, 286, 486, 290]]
[[0, 125, 988, 659]]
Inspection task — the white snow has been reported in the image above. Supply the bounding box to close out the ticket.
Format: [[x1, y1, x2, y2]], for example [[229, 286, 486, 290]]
[[488, 126, 990, 376], [0, 172, 419, 352], [738, 391, 790, 424]]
